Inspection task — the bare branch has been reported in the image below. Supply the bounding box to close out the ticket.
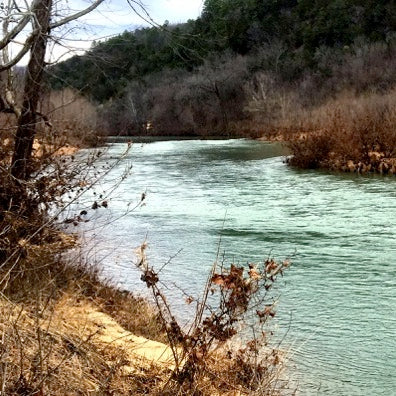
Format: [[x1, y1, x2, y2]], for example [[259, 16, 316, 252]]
[[126, 0, 161, 29], [0, 35, 33, 72], [50, 0, 105, 29], [0, 0, 39, 50], [0, 17, 30, 51]]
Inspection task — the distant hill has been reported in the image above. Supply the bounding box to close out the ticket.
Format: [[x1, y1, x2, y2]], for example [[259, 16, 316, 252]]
[[48, 0, 396, 136]]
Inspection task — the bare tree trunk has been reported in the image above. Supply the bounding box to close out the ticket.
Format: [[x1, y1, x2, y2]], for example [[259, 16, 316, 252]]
[[213, 82, 229, 134], [11, 0, 52, 180]]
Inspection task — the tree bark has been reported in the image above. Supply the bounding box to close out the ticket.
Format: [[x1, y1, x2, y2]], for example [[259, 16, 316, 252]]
[[11, 0, 52, 180]]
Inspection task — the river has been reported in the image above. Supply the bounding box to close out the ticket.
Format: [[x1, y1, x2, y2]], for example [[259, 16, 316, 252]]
[[70, 139, 396, 395]]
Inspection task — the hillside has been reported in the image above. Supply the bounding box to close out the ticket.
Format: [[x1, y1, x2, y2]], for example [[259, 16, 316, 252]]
[[48, 0, 396, 139]]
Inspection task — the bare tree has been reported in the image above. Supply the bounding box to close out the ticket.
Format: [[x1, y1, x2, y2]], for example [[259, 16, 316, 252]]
[[0, 0, 108, 180], [185, 54, 248, 134]]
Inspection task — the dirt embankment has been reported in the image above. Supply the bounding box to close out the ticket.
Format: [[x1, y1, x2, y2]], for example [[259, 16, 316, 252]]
[[51, 295, 177, 371]]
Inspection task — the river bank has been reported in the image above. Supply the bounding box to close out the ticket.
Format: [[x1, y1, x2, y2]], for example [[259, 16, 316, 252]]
[[0, 229, 286, 395], [102, 84, 396, 176], [0, 133, 286, 395], [267, 88, 396, 175], [0, 128, 169, 393], [0, 247, 174, 394]]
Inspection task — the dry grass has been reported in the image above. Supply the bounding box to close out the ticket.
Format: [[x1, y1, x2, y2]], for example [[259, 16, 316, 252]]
[[244, 40, 396, 172], [39, 88, 103, 147], [285, 88, 396, 171], [0, 296, 172, 395], [1, 87, 102, 149], [0, 239, 287, 395], [0, 297, 126, 395], [0, 236, 170, 395], [245, 73, 396, 172]]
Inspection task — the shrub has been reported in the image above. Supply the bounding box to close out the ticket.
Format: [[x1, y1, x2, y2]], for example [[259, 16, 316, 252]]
[[136, 241, 290, 394], [286, 89, 396, 172]]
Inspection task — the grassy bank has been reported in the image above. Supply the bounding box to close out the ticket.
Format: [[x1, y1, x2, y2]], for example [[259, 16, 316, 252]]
[[0, 129, 167, 393], [283, 88, 396, 173], [0, 241, 167, 395], [0, 225, 287, 395]]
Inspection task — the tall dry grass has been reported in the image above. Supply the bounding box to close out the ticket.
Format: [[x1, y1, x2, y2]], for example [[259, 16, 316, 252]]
[[244, 39, 396, 150], [244, 67, 396, 172], [285, 89, 396, 171]]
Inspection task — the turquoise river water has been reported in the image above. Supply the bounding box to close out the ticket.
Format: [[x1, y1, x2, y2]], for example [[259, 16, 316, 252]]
[[71, 139, 396, 395]]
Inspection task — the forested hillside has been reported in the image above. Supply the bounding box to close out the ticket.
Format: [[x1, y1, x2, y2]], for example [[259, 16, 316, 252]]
[[48, 0, 396, 136]]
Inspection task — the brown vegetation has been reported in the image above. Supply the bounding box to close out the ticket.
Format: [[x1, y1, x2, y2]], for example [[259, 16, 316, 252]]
[[0, 89, 101, 170], [40, 88, 103, 147], [100, 54, 250, 137], [285, 89, 396, 172], [135, 242, 289, 395], [241, 40, 396, 173], [0, 124, 167, 393], [0, 215, 288, 394], [0, 243, 167, 395], [95, 38, 396, 144]]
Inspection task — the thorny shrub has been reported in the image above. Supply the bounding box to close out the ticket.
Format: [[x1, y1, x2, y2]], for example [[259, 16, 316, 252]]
[[137, 242, 290, 394], [0, 124, 132, 268]]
